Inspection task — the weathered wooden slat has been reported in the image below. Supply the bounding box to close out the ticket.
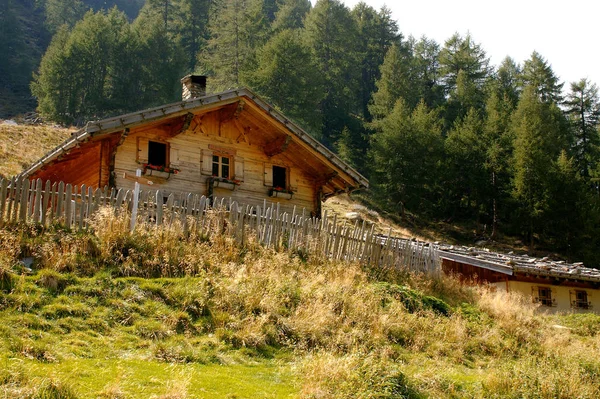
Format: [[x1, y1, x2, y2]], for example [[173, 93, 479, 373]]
[[0, 178, 8, 227], [19, 179, 30, 222]]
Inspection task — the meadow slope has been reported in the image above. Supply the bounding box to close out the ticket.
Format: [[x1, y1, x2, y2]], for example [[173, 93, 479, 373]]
[[0, 209, 599, 398]]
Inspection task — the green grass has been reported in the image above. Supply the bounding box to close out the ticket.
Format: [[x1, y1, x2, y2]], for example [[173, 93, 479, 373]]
[[3, 359, 296, 398], [1, 214, 600, 398]]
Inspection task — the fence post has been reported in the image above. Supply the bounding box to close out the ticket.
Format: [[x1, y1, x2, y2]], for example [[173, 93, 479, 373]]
[[130, 169, 141, 232]]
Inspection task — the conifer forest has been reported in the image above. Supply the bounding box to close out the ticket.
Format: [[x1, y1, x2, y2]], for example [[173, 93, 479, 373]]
[[2, 0, 600, 266]]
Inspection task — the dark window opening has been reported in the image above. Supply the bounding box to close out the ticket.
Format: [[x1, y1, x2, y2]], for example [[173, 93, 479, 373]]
[[148, 141, 167, 167], [538, 287, 553, 306], [212, 155, 230, 178], [273, 166, 287, 189], [574, 290, 589, 309]]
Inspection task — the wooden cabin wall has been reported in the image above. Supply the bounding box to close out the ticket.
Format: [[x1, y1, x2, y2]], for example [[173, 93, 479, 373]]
[[31, 141, 103, 188], [441, 259, 508, 284], [113, 112, 318, 214]]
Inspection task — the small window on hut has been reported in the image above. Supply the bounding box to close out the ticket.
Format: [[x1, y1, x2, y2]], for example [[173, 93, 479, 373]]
[[273, 165, 287, 190], [148, 141, 168, 167], [538, 287, 553, 307], [212, 155, 231, 179], [572, 290, 590, 309]]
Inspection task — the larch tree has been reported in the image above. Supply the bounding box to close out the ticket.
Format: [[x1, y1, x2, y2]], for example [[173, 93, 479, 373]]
[[520, 51, 564, 104], [438, 33, 491, 127], [369, 99, 444, 216], [271, 0, 311, 31], [245, 29, 324, 135], [199, 0, 270, 91], [510, 85, 567, 248], [369, 42, 414, 120], [564, 78, 600, 180], [302, 0, 360, 147]]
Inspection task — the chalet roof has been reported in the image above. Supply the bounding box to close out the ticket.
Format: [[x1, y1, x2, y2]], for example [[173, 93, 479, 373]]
[[438, 244, 600, 283], [18, 88, 368, 192]]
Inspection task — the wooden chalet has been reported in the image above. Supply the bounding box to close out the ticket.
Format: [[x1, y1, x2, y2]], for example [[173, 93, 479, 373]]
[[18, 76, 368, 216], [439, 245, 600, 313]]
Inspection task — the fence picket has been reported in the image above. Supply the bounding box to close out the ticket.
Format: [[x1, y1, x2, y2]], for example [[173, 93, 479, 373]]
[[0, 178, 439, 275]]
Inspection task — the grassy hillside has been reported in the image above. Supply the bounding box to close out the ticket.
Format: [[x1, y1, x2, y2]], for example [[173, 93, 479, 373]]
[[1, 209, 600, 398], [0, 122, 73, 178]]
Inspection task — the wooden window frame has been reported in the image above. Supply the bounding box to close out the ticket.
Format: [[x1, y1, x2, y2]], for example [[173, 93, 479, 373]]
[[533, 286, 556, 307], [212, 153, 232, 179], [571, 290, 592, 310], [148, 140, 170, 168]]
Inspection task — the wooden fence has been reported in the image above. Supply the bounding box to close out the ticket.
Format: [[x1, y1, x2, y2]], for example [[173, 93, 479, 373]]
[[0, 178, 440, 275]]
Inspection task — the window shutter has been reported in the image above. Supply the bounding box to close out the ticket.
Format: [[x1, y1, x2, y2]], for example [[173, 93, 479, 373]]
[[137, 137, 149, 164], [531, 286, 539, 303], [201, 149, 213, 175], [289, 167, 298, 192], [170, 147, 179, 166], [234, 157, 244, 181], [264, 163, 273, 186]]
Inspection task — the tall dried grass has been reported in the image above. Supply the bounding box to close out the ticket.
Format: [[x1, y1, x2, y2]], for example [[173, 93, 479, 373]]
[[1, 208, 600, 398]]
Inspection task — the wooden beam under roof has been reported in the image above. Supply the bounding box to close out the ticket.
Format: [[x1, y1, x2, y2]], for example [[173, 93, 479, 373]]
[[264, 135, 291, 157]]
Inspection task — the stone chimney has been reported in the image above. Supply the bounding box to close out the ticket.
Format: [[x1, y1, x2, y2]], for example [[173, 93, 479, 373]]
[[181, 75, 207, 101]]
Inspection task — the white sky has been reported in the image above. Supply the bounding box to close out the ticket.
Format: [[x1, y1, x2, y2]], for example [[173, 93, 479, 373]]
[[329, 0, 600, 90]]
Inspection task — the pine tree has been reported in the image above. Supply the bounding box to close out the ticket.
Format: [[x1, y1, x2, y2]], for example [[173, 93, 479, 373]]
[[564, 78, 600, 179], [30, 26, 74, 124], [133, 10, 186, 106], [302, 0, 360, 146], [410, 36, 445, 109], [44, 0, 86, 33], [369, 99, 444, 215], [482, 92, 515, 237], [351, 3, 400, 121], [271, 0, 310, 31], [510, 85, 567, 248], [520, 51, 564, 104], [246, 29, 324, 134], [444, 108, 488, 217], [199, 0, 270, 91], [494, 56, 521, 106], [439, 33, 491, 126], [369, 42, 413, 120]]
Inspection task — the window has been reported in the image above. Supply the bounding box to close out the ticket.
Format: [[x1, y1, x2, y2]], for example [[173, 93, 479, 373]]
[[538, 287, 553, 307], [273, 165, 287, 189], [148, 141, 168, 167], [572, 290, 590, 309], [212, 155, 230, 179]]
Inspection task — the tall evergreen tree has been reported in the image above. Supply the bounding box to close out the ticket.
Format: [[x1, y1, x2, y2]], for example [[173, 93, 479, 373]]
[[493, 56, 521, 107], [438, 33, 491, 127], [245, 29, 324, 134], [410, 36, 444, 109], [44, 0, 86, 33], [351, 3, 399, 121], [369, 42, 413, 119], [564, 78, 600, 179], [482, 92, 515, 237], [520, 51, 564, 104], [173, 0, 211, 71], [199, 0, 270, 91], [510, 85, 567, 248], [271, 0, 310, 31], [369, 99, 444, 215], [302, 0, 360, 146], [444, 108, 488, 217]]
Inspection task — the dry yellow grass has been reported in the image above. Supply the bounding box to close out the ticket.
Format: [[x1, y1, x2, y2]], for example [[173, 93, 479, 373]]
[[2, 208, 600, 398], [0, 123, 74, 178]]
